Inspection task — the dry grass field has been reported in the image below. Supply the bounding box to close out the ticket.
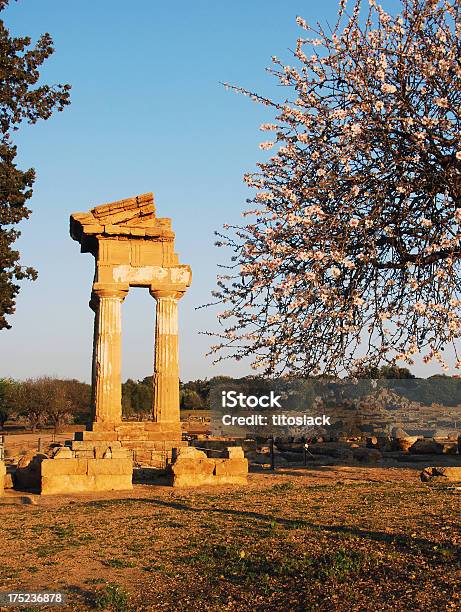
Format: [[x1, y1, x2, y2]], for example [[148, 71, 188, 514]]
[[0, 465, 459, 611]]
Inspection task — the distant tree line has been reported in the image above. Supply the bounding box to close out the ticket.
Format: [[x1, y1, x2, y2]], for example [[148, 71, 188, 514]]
[[2, 368, 460, 430], [328, 367, 461, 407], [0, 377, 91, 430]]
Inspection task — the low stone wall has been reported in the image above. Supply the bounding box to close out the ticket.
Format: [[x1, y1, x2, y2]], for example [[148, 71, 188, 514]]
[[14, 449, 133, 495], [168, 446, 248, 487], [0, 461, 5, 495], [189, 438, 257, 457], [41, 458, 133, 495]]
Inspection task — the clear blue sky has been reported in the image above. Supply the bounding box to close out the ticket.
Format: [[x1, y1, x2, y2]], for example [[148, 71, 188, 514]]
[[2, 0, 447, 383]]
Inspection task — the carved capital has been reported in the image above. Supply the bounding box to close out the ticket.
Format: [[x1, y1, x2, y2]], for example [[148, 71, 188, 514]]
[[150, 289, 184, 301], [90, 286, 128, 311]]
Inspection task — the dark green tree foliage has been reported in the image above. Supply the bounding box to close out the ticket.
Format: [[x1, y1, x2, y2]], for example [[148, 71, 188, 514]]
[[122, 378, 152, 419], [180, 389, 202, 410], [8, 376, 90, 430], [0, 376, 16, 427], [0, 0, 70, 328]]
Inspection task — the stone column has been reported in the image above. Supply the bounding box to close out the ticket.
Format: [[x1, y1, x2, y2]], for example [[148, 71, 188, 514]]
[[90, 288, 127, 426], [151, 290, 183, 423]]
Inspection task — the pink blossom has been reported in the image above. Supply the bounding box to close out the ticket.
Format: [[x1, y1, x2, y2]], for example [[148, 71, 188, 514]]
[[381, 83, 397, 94]]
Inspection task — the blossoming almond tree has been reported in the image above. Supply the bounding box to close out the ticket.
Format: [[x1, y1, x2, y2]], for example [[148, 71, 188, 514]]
[[210, 0, 461, 376]]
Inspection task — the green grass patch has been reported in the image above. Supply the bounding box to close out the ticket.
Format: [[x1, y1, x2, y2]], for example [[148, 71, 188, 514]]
[[102, 558, 136, 569], [185, 543, 367, 588], [35, 544, 57, 558], [271, 481, 295, 492], [94, 582, 129, 611]]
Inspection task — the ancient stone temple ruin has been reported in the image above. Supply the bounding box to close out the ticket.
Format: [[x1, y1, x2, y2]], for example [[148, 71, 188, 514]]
[[69, 192, 192, 465], [8, 192, 247, 494]]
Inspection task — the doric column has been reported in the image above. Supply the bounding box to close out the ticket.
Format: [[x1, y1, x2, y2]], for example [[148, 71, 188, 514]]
[[90, 287, 127, 425], [150, 290, 183, 423]]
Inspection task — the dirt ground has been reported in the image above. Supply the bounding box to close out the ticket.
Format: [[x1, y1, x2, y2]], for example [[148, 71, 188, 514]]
[[0, 465, 459, 611], [2, 432, 81, 458]]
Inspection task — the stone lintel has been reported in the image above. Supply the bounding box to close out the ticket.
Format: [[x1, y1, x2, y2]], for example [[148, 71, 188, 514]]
[[94, 265, 191, 291]]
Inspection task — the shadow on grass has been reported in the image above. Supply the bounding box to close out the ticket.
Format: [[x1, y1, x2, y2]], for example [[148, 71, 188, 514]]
[[250, 455, 461, 473], [64, 584, 99, 608], [78, 496, 460, 564]]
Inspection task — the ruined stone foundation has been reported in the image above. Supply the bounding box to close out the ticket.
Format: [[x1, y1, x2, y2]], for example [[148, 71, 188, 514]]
[[69, 192, 192, 470], [14, 446, 133, 496], [75, 421, 187, 468], [168, 446, 248, 487]]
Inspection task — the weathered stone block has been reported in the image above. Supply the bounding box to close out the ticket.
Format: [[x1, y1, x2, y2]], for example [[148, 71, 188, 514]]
[[41, 475, 88, 495], [144, 422, 181, 433], [146, 431, 181, 442], [41, 459, 88, 477], [420, 467, 461, 482], [168, 451, 248, 487], [73, 450, 96, 459], [0, 461, 6, 496], [86, 458, 132, 476], [226, 447, 244, 459], [410, 439, 444, 455], [392, 436, 418, 452], [71, 440, 121, 451], [149, 441, 184, 451], [88, 423, 117, 432], [74, 431, 118, 442], [132, 451, 154, 464], [4, 471, 14, 489], [41, 473, 132, 495], [174, 458, 215, 476], [368, 436, 393, 452], [17, 451, 47, 469], [439, 442, 458, 455], [143, 451, 171, 468], [174, 447, 208, 460], [52, 447, 74, 459], [214, 458, 248, 476], [115, 423, 147, 434], [352, 448, 382, 463], [309, 443, 354, 460], [39, 457, 133, 494], [110, 448, 132, 459], [117, 433, 149, 442], [94, 474, 133, 491]]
